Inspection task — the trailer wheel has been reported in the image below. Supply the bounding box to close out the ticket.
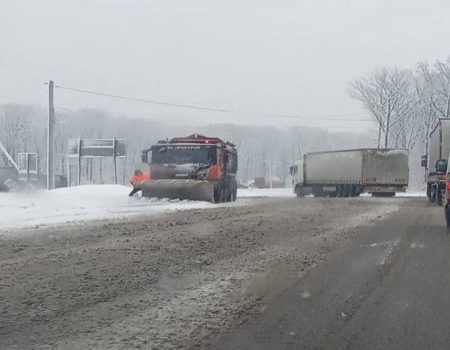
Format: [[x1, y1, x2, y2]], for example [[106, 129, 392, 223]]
[[344, 185, 351, 197], [350, 185, 356, 197], [336, 185, 342, 197]]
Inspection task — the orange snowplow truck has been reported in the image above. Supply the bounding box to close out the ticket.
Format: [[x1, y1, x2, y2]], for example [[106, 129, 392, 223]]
[[137, 134, 238, 203]]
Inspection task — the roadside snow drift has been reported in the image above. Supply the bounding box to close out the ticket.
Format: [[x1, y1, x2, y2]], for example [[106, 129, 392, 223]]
[[0, 185, 422, 231], [0, 185, 295, 231], [0, 185, 215, 231], [238, 188, 295, 198]]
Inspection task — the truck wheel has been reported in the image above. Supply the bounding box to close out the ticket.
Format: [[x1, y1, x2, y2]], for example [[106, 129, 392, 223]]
[[438, 190, 443, 206], [232, 187, 237, 201], [295, 185, 303, 197], [336, 185, 342, 197], [445, 206, 450, 232], [226, 185, 237, 202], [214, 188, 225, 203], [345, 185, 351, 197], [431, 185, 437, 203], [350, 185, 355, 197]]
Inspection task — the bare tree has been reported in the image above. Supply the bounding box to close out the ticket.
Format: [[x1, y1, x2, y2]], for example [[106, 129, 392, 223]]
[[349, 68, 420, 149]]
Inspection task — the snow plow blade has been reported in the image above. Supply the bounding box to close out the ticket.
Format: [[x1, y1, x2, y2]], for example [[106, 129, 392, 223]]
[[141, 179, 214, 202]]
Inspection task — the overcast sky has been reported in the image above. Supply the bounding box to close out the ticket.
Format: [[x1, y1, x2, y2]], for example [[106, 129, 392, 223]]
[[1, 0, 449, 130]]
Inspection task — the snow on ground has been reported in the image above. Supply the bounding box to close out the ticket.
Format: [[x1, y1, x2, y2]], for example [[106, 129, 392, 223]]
[[0, 185, 294, 231], [0, 185, 425, 231], [396, 191, 426, 197], [0, 185, 214, 231], [237, 187, 295, 198]]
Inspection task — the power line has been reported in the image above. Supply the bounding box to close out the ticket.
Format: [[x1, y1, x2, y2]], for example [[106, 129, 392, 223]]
[[51, 83, 375, 123], [279, 115, 374, 122], [53, 84, 233, 113]]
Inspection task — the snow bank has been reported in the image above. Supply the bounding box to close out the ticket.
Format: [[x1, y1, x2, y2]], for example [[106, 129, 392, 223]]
[[0, 186, 296, 231], [237, 188, 295, 198], [0, 185, 214, 231], [396, 191, 426, 197]]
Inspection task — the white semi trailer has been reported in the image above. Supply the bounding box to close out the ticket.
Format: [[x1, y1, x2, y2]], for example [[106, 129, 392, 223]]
[[290, 148, 409, 197]]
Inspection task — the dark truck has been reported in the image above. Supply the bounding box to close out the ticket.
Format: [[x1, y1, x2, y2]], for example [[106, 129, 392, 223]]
[[423, 118, 450, 205]]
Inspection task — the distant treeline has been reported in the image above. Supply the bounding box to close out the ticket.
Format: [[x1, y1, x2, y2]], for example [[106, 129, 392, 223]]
[[0, 104, 374, 185]]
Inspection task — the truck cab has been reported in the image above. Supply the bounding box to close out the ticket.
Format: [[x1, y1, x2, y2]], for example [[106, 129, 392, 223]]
[[427, 159, 447, 204], [139, 134, 238, 202], [425, 118, 450, 205], [290, 160, 304, 197]]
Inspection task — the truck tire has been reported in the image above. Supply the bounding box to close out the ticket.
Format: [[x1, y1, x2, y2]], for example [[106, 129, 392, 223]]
[[445, 206, 450, 233], [295, 185, 303, 198], [226, 183, 237, 202], [431, 186, 437, 203], [345, 185, 351, 197], [214, 187, 225, 203], [336, 185, 342, 197]]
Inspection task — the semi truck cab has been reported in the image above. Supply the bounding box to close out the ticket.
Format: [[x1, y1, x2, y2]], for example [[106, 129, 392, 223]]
[[289, 160, 304, 197]]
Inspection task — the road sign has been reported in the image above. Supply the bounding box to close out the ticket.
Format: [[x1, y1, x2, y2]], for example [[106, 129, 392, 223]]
[[67, 138, 127, 185], [67, 138, 126, 158], [18, 153, 39, 192]]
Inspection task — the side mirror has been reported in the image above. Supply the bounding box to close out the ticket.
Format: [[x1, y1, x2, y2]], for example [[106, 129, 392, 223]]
[[421, 154, 428, 168], [289, 166, 294, 175], [141, 150, 148, 163], [436, 159, 448, 172]]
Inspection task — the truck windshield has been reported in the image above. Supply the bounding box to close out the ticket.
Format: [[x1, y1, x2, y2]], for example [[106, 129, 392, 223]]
[[151, 145, 216, 165]]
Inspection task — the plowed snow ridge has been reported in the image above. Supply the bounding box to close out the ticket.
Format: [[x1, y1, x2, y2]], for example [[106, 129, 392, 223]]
[[0, 185, 295, 230]]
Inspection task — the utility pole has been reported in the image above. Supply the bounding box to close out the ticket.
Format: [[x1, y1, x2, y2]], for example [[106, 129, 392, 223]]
[[47, 80, 55, 189]]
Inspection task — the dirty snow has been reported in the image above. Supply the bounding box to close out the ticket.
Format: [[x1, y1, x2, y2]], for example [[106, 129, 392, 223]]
[[237, 187, 295, 198], [396, 191, 426, 197], [0, 185, 419, 231], [0, 185, 295, 231], [0, 185, 214, 230]]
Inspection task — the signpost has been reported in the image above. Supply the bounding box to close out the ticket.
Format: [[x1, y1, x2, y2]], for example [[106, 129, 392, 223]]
[[47, 80, 55, 190], [18, 153, 39, 193], [67, 138, 126, 185]]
